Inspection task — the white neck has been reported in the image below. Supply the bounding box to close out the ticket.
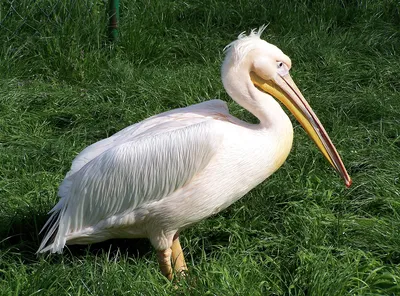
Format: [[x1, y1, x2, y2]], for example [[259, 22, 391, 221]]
[[221, 62, 294, 186], [222, 65, 290, 130]]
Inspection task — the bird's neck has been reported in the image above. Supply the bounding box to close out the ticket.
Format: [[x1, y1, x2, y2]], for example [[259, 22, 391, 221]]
[[223, 69, 294, 183], [222, 69, 290, 130]]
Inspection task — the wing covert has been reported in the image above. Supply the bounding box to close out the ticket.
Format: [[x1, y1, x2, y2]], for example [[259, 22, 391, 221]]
[[66, 100, 229, 177]]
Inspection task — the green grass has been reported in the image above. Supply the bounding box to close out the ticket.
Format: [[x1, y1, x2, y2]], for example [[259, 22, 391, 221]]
[[1, 0, 399, 295]]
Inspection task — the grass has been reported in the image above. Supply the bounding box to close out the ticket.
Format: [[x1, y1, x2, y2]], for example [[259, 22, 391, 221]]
[[0, 0, 399, 295]]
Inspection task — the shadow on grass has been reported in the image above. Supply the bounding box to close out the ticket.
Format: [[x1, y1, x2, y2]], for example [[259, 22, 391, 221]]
[[0, 209, 153, 263]]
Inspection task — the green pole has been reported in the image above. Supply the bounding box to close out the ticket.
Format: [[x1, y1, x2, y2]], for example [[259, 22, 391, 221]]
[[109, 0, 120, 42]]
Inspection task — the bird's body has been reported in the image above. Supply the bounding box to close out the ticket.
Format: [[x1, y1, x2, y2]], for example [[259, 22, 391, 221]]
[[39, 27, 351, 279], [39, 99, 293, 252]]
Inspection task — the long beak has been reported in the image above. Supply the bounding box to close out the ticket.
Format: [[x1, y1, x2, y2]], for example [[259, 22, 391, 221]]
[[250, 72, 352, 187]]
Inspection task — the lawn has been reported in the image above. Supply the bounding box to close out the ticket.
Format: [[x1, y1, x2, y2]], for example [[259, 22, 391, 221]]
[[0, 0, 399, 295]]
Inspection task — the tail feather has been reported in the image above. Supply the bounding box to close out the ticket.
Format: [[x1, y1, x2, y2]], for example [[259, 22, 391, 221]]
[[37, 177, 72, 253], [37, 207, 64, 253]]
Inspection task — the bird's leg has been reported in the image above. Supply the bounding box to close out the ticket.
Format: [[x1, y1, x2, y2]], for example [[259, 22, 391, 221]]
[[171, 235, 188, 276], [157, 248, 173, 280]]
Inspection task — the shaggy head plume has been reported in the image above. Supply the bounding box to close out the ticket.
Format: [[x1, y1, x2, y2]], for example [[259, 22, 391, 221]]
[[223, 25, 269, 67]]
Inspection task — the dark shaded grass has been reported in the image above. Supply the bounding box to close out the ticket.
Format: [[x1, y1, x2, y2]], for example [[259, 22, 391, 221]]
[[1, 0, 400, 295]]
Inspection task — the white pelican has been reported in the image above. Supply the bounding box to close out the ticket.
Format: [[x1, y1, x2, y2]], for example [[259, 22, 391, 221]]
[[38, 27, 352, 279]]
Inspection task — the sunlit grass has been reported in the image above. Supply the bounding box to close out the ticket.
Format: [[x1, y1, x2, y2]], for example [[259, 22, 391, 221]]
[[0, 0, 399, 295]]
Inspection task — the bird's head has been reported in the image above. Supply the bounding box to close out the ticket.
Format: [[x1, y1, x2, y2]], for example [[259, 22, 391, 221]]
[[223, 26, 352, 187]]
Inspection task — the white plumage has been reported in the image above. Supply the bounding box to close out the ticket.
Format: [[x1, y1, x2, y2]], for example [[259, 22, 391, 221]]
[[39, 99, 291, 253], [38, 27, 350, 279]]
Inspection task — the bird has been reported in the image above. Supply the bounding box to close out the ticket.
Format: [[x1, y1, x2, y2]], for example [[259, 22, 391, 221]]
[[38, 26, 352, 280]]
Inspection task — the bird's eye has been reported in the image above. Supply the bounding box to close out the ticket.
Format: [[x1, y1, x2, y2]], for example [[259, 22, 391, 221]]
[[277, 61, 289, 76]]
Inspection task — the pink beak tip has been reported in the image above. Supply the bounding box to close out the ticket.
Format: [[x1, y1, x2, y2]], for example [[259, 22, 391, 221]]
[[345, 178, 352, 188]]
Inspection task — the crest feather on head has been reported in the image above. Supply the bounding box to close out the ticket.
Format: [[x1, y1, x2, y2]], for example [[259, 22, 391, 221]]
[[223, 25, 268, 67]]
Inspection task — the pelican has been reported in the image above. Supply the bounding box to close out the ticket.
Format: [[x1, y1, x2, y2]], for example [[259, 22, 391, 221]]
[[38, 27, 352, 279]]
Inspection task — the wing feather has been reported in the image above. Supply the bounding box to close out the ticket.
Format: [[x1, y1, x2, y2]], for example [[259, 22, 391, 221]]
[[67, 100, 229, 177], [38, 120, 223, 253]]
